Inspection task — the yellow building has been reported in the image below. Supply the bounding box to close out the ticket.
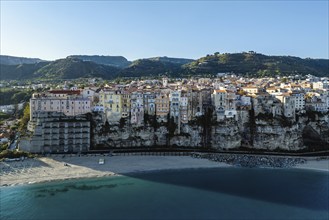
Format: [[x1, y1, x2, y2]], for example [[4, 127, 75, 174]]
[[155, 90, 170, 122], [99, 89, 123, 122], [120, 91, 131, 118]]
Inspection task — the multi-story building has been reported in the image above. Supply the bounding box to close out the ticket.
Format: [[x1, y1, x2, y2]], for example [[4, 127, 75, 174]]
[[275, 93, 296, 118], [130, 92, 144, 125], [187, 89, 200, 118], [121, 91, 131, 118], [305, 96, 328, 112], [29, 90, 91, 122], [242, 86, 259, 94], [143, 92, 156, 115], [99, 89, 122, 122], [169, 90, 181, 123], [162, 77, 168, 88], [155, 90, 170, 122], [212, 89, 237, 121], [81, 87, 98, 103], [313, 81, 328, 90], [26, 112, 90, 153], [180, 92, 189, 124], [200, 88, 213, 115], [290, 91, 305, 111], [212, 89, 227, 120]]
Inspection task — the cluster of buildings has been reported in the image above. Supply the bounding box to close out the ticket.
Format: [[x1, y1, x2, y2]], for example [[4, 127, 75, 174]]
[[24, 74, 329, 153], [29, 75, 329, 125]]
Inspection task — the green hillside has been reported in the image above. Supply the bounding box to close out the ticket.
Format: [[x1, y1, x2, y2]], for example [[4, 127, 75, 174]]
[[0, 62, 50, 80], [183, 52, 328, 77], [0, 52, 328, 80], [34, 58, 120, 79], [118, 58, 182, 77], [67, 55, 131, 68], [147, 56, 194, 65]]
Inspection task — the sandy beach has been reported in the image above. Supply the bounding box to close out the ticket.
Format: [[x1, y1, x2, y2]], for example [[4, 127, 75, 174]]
[[0, 155, 328, 187]]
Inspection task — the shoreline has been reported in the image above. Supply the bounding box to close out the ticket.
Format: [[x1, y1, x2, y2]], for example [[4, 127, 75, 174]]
[[1, 155, 328, 187]]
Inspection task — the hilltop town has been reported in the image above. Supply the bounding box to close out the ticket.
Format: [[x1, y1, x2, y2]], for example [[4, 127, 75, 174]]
[[0, 73, 324, 155]]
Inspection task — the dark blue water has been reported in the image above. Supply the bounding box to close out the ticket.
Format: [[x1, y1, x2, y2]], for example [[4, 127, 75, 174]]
[[1, 168, 328, 220]]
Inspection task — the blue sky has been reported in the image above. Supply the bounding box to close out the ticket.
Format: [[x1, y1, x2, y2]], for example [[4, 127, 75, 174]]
[[1, 1, 328, 61]]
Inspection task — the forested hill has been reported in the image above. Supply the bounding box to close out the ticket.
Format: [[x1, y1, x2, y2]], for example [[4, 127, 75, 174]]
[[118, 57, 189, 77], [67, 55, 131, 68], [0, 58, 120, 80], [182, 52, 328, 77], [1, 52, 328, 80]]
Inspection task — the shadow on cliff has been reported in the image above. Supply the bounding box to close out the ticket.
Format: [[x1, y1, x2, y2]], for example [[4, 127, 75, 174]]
[[302, 125, 329, 151]]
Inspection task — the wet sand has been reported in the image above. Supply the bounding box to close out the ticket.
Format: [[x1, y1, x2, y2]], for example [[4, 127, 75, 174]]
[[0, 155, 328, 187]]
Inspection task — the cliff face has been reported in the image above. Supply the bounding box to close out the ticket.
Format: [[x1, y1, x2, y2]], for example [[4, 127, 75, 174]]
[[252, 122, 304, 151], [92, 111, 329, 152]]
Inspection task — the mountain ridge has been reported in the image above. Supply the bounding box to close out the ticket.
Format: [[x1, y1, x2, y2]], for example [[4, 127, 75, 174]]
[[0, 55, 45, 65], [0, 52, 328, 80], [67, 55, 131, 68]]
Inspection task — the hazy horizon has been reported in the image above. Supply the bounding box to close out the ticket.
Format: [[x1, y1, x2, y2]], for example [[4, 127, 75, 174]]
[[1, 1, 328, 61], [1, 51, 329, 63]]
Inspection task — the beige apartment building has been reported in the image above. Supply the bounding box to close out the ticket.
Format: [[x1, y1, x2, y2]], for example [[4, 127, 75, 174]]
[[155, 91, 170, 122], [30, 90, 91, 122], [99, 89, 122, 122]]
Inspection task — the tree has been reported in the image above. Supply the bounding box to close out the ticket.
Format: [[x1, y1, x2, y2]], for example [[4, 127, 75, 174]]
[[101, 120, 111, 135], [19, 103, 30, 133], [119, 117, 126, 129], [144, 112, 149, 126], [166, 114, 177, 147]]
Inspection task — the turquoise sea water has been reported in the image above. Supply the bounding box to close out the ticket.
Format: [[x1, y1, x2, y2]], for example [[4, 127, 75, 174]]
[[1, 167, 328, 220]]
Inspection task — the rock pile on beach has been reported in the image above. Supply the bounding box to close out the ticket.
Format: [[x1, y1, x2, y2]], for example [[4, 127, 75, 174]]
[[191, 153, 307, 168]]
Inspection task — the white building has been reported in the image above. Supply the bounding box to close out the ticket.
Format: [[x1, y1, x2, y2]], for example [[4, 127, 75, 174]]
[[30, 90, 91, 122], [290, 91, 305, 111], [180, 94, 189, 124], [275, 94, 296, 118], [130, 92, 144, 125], [162, 77, 168, 87], [169, 90, 181, 122], [143, 92, 156, 115], [81, 87, 98, 103], [212, 89, 237, 121], [242, 86, 259, 94], [313, 81, 328, 90]]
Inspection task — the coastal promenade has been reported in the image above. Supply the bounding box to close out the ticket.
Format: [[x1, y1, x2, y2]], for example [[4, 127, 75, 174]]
[[1, 153, 328, 187]]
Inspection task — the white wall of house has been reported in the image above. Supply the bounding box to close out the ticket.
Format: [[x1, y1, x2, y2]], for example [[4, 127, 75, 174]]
[[30, 95, 91, 121]]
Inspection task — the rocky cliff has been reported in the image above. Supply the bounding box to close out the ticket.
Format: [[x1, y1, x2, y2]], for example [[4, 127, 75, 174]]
[[91, 111, 329, 152]]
